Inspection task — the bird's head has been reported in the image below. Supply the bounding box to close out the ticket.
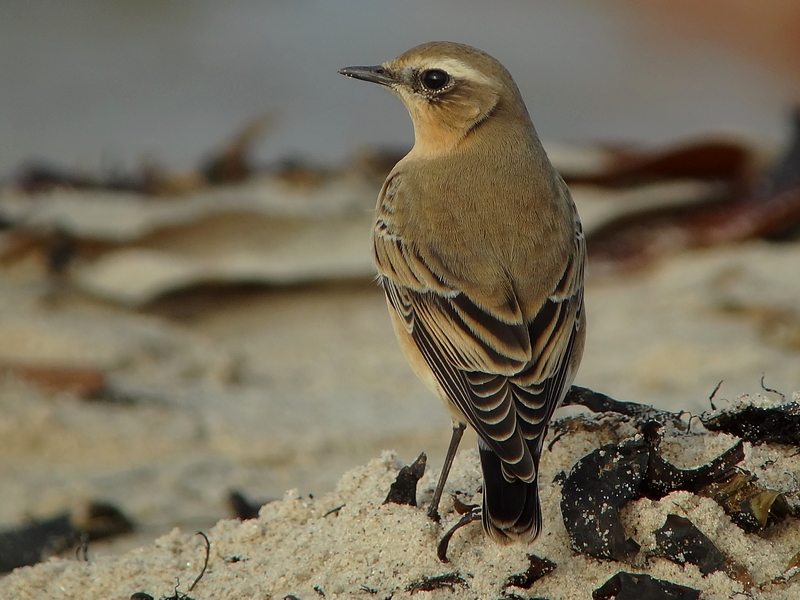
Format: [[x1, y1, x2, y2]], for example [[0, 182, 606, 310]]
[[340, 42, 529, 157]]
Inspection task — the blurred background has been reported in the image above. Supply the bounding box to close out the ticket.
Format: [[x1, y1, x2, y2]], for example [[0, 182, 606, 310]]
[[3, 0, 800, 173], [1, 0, 799, 565]]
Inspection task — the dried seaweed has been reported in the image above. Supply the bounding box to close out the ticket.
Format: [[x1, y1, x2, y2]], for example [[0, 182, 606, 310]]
[[271, 157, 331, 190], [504, 554, 557, 590], [653, 514, 726, 575], [586, 109, 800, 274], [640, 421, 744, 499], [405, 572, 467, 594], [642, 417, 790, 534], [201, 115, 272, 185], [436, 508, 481, 563], [560, 414, 750, 560], [699, 471, 792, 533], [227, 489, 265, 520], [75, 501, 134, 540], [0, 501, 132, 573], [451, 494, 478, 515], [561, 386, 681, 425], [12, 161, 150, 195], [560, 437, 647, 560], [383, 452, 426, 506], [0, 514, 78, 574], [188, 532, 210, 592], [8, 115, 272, 198], [564, 140, 750, 188], [592, 572, 700, 600], [762, 108, 800, 240], [586, 188, 800, 274], [701, 401, 800, 446]]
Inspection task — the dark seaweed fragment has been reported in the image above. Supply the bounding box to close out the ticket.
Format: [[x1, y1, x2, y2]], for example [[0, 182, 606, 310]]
[[561, 386, 679, 424], [762, 108, 800, 239], [11, 161, 146, 194], [640, 421, 744, 499], [504, 554, 557, 589], [0, 514, 78, 573], [653, 514, 726, 575], [561, 437, 647, 560], [584, 110, 800, 274], [384, 452, 427, 506], [0, 501, 133, 574], [227, 489, 265, 520], [699, 470, 792, 533], [559, 394, 753, 562], [563, 141, 749, 188], [451, 494, 479, 515], [436, 508, 482, 563], [77, 501, 134, 540], [701, 402, 800, 446], [592, 572, 700, 600], [405, 572, 467, 594]]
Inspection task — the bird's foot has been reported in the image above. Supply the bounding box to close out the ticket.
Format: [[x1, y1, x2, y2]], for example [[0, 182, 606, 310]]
[[427, 504, 442, 523]]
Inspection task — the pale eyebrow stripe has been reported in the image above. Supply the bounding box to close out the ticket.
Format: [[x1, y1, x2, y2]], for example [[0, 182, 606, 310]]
[[421, 58, 493, 87]]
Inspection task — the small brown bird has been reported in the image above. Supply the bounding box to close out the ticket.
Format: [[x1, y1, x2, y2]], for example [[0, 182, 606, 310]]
[[340, 42, 586, 543]]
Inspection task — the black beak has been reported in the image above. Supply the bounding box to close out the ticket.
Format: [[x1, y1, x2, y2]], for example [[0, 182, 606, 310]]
[[338, 65, 395, 87]]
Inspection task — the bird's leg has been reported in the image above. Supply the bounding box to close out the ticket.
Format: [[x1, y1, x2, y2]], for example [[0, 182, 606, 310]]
[[427, 421, 466, 522]]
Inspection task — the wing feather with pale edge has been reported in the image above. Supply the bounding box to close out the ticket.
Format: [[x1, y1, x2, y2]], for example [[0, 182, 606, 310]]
[[376, 180, 586, 484]]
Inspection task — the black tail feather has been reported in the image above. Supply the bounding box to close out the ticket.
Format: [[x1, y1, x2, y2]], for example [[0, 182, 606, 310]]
[[478, 440, 542, 543]]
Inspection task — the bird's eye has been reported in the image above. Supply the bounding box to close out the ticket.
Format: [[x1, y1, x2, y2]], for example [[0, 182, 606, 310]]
[[420, 69, 450, 91]]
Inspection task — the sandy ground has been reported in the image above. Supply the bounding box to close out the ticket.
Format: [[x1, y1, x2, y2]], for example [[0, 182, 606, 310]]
[[0, 171, 798, 595], [1, 401, 799, 599], [1, 234, 799, 559]]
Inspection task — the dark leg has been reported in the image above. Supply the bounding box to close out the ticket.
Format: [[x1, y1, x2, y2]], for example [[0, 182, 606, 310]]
[[427, 422, 466, 521]]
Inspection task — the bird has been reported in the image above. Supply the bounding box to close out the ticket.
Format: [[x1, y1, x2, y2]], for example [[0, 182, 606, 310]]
[[339, 41, 586, 544]]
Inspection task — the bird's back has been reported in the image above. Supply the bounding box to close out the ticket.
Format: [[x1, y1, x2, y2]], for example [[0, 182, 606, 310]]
[[380, 116, 575, 323]]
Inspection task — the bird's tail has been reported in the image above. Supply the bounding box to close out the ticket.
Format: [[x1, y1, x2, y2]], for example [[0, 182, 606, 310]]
[[478, 439, 542, 544]]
